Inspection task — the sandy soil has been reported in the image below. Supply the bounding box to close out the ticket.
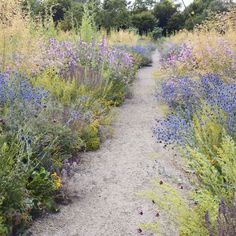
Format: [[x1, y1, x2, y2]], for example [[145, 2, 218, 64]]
[[29, 50, 188, 236]]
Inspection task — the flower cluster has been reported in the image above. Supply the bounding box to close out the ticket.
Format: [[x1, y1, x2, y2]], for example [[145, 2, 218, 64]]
[[154, 110, 193, 146], [0, 73, 47, 107], [201, 74, 236, 114], [40, 38, 134, 82], [160, 39, 236, 77], [155, 74, 236, 145], [161, 43, 196, 70], [114, 43, 156, 67], [158, 76, 200, 110], [42, 38, 78, 75]]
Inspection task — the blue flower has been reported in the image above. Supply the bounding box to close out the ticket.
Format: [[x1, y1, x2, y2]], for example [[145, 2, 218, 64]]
[[155, 74, 236, 145]]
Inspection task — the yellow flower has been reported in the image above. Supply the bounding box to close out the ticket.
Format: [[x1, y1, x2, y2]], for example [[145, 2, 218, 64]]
[[51, 172, 62, 190]]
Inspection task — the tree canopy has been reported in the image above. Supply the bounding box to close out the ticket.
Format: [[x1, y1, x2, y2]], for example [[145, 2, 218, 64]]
[[23, 0, 236, 35]]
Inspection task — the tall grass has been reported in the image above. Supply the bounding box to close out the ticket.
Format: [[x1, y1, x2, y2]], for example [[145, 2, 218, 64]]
[[160, 9, 236, 79]]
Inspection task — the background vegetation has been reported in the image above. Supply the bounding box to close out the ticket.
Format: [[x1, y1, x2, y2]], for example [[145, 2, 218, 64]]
[[23, 0, 236, 37]]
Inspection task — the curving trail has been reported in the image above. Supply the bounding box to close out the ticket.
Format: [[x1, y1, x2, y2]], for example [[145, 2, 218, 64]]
[[30, 50, 186, 236]]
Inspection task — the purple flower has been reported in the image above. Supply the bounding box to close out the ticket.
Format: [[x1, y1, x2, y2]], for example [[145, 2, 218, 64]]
[[155, 74, 236, 145]]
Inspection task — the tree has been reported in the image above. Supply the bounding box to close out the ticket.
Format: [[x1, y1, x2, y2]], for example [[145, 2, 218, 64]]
[[59, 2, 84, 31], [101, 0, 130, 32], [153, 0, 179, 35], [86, 0, 102, 28], [131, 11, 156, 35], [22, 0, 72, 24], [132, 0, 156, 12], [182, 0, 235, 30], [44, 0, 72, 23]]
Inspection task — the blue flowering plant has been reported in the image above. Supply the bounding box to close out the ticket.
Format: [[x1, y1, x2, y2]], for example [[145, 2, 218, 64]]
[[155, 74, 236, 147]]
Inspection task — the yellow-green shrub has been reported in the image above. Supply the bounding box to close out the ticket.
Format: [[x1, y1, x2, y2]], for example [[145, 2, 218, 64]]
[[191, 106, 225, 159], [80, 119, 100, 151], [187, 135, 236, 201], [32, 69, 79, 105], [141, 182, 218, 236]]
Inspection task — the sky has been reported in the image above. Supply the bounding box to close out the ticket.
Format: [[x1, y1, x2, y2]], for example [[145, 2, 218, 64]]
[[176, 0, 194, 9], [177, 0, 194, 7]]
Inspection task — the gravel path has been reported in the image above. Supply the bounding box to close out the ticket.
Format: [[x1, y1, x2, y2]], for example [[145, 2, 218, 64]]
[[30, 50, 187, 236]]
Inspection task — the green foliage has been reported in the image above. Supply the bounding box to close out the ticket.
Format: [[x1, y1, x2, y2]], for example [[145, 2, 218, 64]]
[[167, 12, 185, 33], [81, 121, 100, 151], [151, 27, 163, 40], [131, 11, 156, 35], [58, 3, 84, 31], [22, 0, 236, 35], [102, 0, 130, 32], [80, 4, 97, 42], [27, 116, 82, 170], [33, 69, 79, 105], [182, 0, 232, 30], [153, 0, 179, 35], [104, 80, 126, 106], [187, 134, 236, 201], [191, 106, 225, 158], [0, 136, 59, 234], [132, 0, 156, 12], [27, 168, 58, 213], [0, 141, 30, 235]]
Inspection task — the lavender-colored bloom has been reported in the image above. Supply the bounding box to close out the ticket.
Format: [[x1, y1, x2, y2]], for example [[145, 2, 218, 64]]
[[0, 73, 47, 106], [0, 72, 48, 127], [42, 38, 78, 75], [155, 74, 236, 145], [154, 109, 193, 146], [161, 43, 196, 70], [159, 76, 200, 110]]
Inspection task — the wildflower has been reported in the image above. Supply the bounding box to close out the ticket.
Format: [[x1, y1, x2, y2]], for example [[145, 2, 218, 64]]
[[51, 172, 62, 190]]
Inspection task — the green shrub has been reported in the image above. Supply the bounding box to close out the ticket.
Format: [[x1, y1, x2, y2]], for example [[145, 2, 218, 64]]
[[27, 168, 59, 214], [27, 117, 82, 171], [187, 134, 236, 201], [151, 27, 163, 40], [81, 121, 100, 151], [0, 131, 61, 234], [104, 80, 126, 106], [0, 139, 31, 235]]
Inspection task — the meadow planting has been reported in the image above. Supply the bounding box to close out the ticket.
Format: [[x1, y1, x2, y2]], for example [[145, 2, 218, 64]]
[[149, 10, 236, 235], [2, 0, 236, 235], [0, 1, 156, 234]]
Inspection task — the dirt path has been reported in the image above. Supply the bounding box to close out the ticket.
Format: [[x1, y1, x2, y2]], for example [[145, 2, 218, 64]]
[[30, 50, 186, 236]]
